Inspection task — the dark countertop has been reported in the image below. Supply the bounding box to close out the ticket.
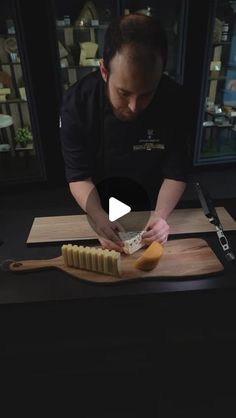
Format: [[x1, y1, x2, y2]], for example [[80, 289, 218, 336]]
[[1, 184, 236, 399], [0, 184, 236, 306]]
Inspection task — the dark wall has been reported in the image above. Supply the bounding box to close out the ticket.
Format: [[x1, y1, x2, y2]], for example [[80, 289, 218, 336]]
[[13, 0, 65, 185], [0, 1, 13, 34], [183, 0, 213, 164]]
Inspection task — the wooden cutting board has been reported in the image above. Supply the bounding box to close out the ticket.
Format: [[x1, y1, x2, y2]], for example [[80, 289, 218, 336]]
[[26, 207, 236, 245], [9, 238, 224, 284]]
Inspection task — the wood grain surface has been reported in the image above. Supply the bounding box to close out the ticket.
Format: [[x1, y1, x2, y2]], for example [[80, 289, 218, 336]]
[[26, 207, 236, 245], [10, 238, 224, 284]]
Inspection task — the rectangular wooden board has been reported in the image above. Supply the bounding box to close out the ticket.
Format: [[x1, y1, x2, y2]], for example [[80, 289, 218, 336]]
[[26, 207, 236, 245]]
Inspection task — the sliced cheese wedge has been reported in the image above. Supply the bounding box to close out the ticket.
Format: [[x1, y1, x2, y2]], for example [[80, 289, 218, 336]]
[[118, 231, 145, 254], [134, 241, 163, 271], [61, 244, 121, 276]]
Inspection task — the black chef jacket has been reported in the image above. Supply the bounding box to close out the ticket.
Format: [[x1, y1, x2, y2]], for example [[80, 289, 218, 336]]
[[60, 70, 190, 211]]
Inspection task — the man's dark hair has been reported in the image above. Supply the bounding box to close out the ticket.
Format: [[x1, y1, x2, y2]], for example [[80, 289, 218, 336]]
[[103, 14, 168, 71]]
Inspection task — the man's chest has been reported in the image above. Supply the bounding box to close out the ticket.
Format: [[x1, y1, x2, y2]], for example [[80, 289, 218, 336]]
[[103, 111, 172, 155]]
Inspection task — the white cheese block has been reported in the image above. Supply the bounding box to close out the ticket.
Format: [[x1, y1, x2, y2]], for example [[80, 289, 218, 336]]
[[78, 245, 85, 268], [118, 231, 145, 255], [67, 244, 73, 266], [72, 245, 79, 267], [61, 244, 121, 276], [97, 248, 104, 273]]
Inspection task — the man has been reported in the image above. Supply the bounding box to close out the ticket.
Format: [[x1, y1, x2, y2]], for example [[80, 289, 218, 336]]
[[60, 14, 190, 251]]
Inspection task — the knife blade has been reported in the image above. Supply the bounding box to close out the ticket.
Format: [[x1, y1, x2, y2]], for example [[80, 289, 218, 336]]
[[195, 182, 222, 227]]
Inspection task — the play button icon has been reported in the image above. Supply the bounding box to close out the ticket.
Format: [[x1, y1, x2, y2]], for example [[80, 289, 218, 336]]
[[85, 176, 151, 240], [109, 197, 131, 222]]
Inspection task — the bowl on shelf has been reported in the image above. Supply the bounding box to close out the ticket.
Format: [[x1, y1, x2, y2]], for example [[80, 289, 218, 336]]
[[0, 143, 11, 152], [0, 114, 13, 128]]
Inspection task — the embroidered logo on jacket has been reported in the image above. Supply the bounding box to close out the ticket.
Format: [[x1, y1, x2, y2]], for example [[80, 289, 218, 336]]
[[133, 128, 165, 151]]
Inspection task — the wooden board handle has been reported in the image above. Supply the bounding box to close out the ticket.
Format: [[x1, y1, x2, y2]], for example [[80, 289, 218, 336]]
[[9, 257, 60, 272]]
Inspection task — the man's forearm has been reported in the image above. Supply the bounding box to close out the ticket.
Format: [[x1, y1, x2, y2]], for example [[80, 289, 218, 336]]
[[154, 178, 186, 220], [69, 179, 104, 216]]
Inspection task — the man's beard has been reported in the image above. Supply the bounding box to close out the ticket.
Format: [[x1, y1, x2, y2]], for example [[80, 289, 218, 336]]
[[106, 83, 138, 122], [112, 106, 138, 122]]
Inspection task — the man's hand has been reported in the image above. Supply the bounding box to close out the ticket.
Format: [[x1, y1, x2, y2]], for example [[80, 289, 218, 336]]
[[90, 210, 124, 252], [142, 178, 186, 245], [142, 211, 170, 245], [69, 180, 125, 251]]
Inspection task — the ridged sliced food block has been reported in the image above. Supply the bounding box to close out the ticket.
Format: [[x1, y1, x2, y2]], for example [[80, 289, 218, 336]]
[[72, 245, 79, 267], [79, 246, 86, 269], [63, 243, 73, 266], [118, 231, 145, 254], [110, 250, 120, 276], [97, 248, 104, 273], [91, 247, 97, 271], [61, 244, 121, 276], [85, 246, 92, 270]]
